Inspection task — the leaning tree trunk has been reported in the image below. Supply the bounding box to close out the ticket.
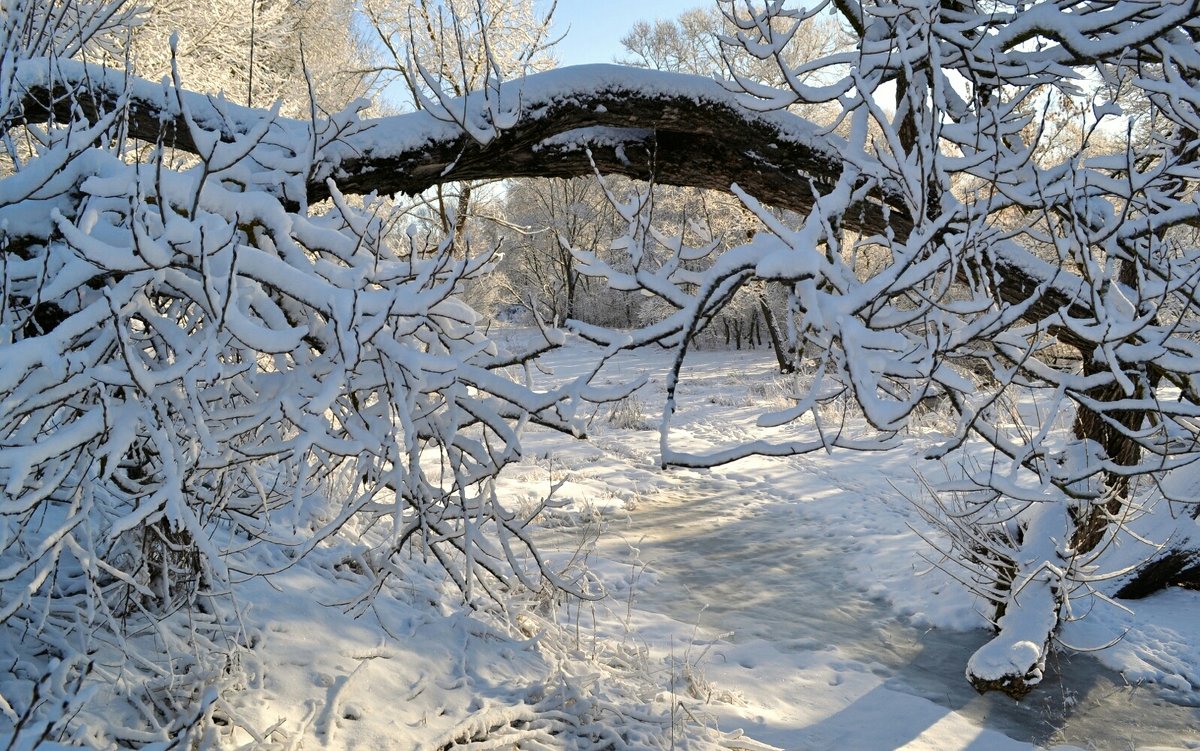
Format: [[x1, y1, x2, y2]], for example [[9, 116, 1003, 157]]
[[759, 296, 794, 374], [965, 364, 1145, 697], [964, 503, 1074, 698], [964, 238, 1161, 697], [1116, 545, 1200, 599]]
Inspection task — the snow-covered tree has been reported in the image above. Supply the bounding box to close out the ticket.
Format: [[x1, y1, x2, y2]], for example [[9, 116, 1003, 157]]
[[607, 6, 831, 364], [359, 0, 558, 243], [361, 0, 557, 102], [572, 0, 1200, 698], [0, 3, 605, 742], [7, 2, 1200, 743], [618, 4, 841, 125], [128, 0, 374, 114], [493, 177, 620, 325]]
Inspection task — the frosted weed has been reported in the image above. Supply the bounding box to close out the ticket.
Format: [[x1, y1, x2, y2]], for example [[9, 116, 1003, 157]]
[[605, 393, 654, 430]]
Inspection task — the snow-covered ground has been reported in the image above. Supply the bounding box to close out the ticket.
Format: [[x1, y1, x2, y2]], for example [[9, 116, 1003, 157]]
[[194, 331, 1200, 750]]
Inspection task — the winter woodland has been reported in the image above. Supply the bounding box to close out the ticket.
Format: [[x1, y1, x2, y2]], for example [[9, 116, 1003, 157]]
[[3, 0, 1200, 747]]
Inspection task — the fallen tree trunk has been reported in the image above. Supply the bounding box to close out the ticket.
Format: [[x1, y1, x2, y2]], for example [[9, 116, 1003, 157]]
[[1116, 548, 1200, 599]]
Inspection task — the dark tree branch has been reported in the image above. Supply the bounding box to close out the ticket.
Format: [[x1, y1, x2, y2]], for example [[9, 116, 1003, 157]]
[[3, 58, 1106, 357], [9, 60, 906, 231]]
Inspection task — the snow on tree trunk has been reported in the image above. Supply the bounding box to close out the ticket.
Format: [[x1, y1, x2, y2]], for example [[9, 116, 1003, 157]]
[[965, 504, 1071, 697]]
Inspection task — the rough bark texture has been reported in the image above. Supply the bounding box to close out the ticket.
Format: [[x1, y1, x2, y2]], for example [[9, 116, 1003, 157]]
[[9, 61, 904, 233], [1116, 549, 1200, 599]]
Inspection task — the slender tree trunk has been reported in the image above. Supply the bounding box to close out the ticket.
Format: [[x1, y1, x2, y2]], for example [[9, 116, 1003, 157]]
[[453, 183, 473, 254], [759, 297, 794, 374], [564, 269, 577, 321]]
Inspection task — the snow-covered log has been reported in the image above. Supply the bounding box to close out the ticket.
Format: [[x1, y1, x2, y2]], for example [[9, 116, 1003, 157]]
[[963, 504, 1072, 697]]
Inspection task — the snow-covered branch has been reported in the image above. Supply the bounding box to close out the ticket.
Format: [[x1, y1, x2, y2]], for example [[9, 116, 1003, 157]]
[[9, 58, 900, 230]]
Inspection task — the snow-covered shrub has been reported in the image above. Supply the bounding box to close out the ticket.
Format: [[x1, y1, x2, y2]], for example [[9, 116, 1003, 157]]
[[0, 41, 609, 749]]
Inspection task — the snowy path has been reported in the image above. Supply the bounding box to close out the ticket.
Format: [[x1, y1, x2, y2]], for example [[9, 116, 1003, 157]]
[[513, 336, 1200, 750], [586, 454, 1199, 749]]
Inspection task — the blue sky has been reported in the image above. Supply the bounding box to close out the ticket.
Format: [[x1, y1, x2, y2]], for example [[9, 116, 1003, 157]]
[[370, 1, 706, 108], [546, 0, 707, 67]]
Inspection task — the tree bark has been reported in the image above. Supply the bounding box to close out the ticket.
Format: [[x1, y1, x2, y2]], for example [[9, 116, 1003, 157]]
[[9, 60, 902, 229], [1116, 548, 1200, 599]]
